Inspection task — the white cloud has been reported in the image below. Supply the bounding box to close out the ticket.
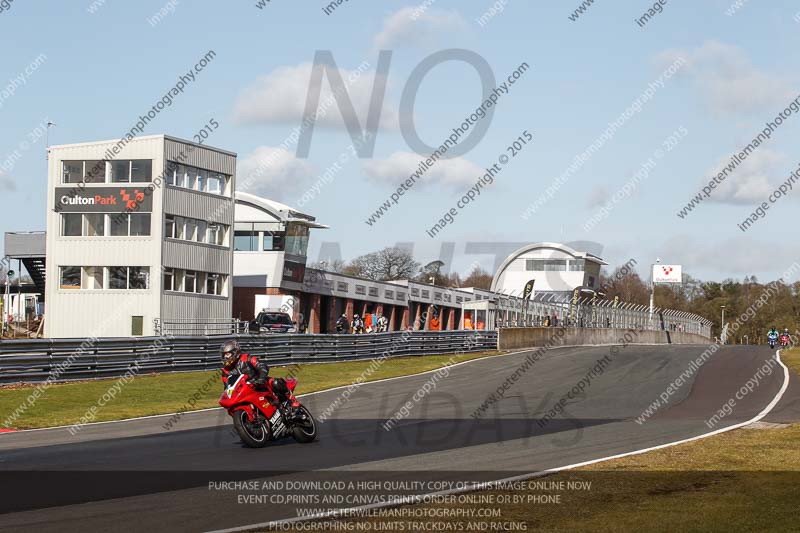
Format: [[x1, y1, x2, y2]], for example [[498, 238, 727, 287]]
[[373, 7, 468, 50], [656, 40, 794, 116], [233, 62, 397, 130], [659, 234, 800, 279], [585, 185, 609, 208], [0, 171, 14, 191], [363, 151, 483, 189], [705, 148, 785, 204], [237, 146, 316, 201]]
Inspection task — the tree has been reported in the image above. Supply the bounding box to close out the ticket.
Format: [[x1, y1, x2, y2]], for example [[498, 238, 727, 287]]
[[601, 265, 649, 304], [462, 266, 493, 290], [344, 247, 420, 281]]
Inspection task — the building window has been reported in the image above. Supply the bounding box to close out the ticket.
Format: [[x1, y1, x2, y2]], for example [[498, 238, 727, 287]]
[[284, 224, 309, 257], [421, 290, 430, 298], [165, 162, 177, 186], [62, 161, 107, 183], [130, 213, 151, 236], [587, 276, 596, 288], [526, 259, 567, 272], [184, 270, 197, 293], [131, 160, 151, 182], [206, 273, 220, 295], [60, 266, 81, 289], [368, 287, 379, 297], [262, 231, 285, 251], [397, 292, 406, 301], [165, 161, 229, 196], [129, 267, 150, 289], [385, 290, 394, 299], [207, 223, 223, 246], [569, 259, 586, 271], [234, 230, 257, 251], [108, 267, 128, 289], [434, 292, 442, 301], [207, 174, 223, 194], [196, 169, 207, 192], [85, 160, 106, 182], [108, 213, 150, 237], [61, 214, 82, 236], [337, 282, 348, 292], [165, 215, 176, 239], [411, 288, 420, 296], [110, 160, 130, 183], [83, 266, 104, 289], [184, 219, 197, 241], [163, 268, 174, 291], [196, 221, 207, 243], [84, 213, 105, 236], [355, 285, 366, 295], [62, 161, 83, 184], [174, 164, 187, 188]]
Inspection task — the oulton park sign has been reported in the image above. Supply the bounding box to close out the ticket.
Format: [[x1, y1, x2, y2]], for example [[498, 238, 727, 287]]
[[54, 187, 152, 213]]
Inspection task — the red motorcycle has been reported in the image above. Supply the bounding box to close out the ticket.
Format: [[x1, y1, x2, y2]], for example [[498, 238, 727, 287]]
[[780, 334, 790, 348], [219, 374, 317, 448]]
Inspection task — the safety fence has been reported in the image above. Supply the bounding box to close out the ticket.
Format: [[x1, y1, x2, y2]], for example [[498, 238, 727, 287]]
[[0, 330, 497, 384], [493, 297, 712, 338]]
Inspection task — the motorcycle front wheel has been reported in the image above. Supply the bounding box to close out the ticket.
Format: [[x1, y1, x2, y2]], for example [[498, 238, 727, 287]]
[[291, 406, 317, 443], [233, 409, 270, 448]]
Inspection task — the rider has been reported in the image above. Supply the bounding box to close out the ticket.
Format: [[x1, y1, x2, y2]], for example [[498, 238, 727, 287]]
[[220, 340, 297, 411], [335, 313, 349, 334], [781, 328, 791, 345], [767, 326, 779, 344]]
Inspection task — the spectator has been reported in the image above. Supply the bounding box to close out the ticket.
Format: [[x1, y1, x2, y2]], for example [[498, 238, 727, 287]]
[[430, 314, 441, 331], [335, 313, 349, 334], [364, 312, 374, 333], [376, 313, 388, 332]]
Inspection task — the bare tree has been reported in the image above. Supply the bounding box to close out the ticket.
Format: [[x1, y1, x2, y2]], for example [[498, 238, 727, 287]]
[[462, 266, 493, 290], [345, 247, 420, 281]]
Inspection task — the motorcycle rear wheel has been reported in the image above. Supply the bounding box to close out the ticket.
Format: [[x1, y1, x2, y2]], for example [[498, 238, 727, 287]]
[[233, 409, 270, 448], [291, 406, 317, 443]]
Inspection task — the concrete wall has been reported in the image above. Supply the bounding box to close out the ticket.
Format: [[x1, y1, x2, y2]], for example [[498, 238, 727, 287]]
[[497, 327, 709, 351]]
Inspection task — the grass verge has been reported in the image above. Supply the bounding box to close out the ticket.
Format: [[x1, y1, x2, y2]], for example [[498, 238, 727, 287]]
[[0, 350, 502, 430], [296, 349, 800, 532]]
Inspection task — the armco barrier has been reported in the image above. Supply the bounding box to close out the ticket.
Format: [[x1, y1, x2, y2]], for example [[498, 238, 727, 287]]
[[0, 330, 497, 385], [497, 327, 710, 351]]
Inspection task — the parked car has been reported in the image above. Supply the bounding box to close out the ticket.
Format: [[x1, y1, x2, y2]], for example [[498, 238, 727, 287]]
[[250, 311, 297, 334]]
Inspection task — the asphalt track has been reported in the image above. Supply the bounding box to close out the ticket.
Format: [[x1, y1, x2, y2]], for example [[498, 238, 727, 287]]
[[0, 344, 797, 532]]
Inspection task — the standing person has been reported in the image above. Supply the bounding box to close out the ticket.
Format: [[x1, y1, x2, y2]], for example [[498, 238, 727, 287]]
[[429, 314, 441, 331], [371, 311, 377, 333], [464, 313, 473, 330], [297, 311, 306, 334], [364, 311, 373, 333], [376, 313, 388, 332], [352, 314, 364, 334], [335, 313, 349, 334]]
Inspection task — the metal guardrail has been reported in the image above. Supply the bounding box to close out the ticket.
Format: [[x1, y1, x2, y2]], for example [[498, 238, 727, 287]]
[[0, 330, 497, 384]]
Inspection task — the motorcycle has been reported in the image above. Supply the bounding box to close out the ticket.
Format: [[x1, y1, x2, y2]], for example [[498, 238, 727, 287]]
[[780, 334, 790, 348], [768, 333, 778, 349], [219, 374, 317, 448]]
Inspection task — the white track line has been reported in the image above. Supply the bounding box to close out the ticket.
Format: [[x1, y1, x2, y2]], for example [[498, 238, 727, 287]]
[[2, 342, 662, 434], [206, 349, 792, 533]]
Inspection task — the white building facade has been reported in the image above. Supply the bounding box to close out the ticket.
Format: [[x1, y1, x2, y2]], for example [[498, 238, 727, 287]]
[[45, 135, 236, 338], [490, 242, 606, 299]]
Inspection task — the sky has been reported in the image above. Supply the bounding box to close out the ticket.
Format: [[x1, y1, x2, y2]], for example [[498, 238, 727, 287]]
[[1, 0, 799, 283]]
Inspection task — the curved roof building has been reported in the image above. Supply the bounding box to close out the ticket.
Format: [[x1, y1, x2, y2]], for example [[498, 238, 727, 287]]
[[490, 242, 607, 300]]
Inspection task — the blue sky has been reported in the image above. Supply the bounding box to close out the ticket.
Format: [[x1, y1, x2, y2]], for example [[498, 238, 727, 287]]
[[1, 0, 799, 282]]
